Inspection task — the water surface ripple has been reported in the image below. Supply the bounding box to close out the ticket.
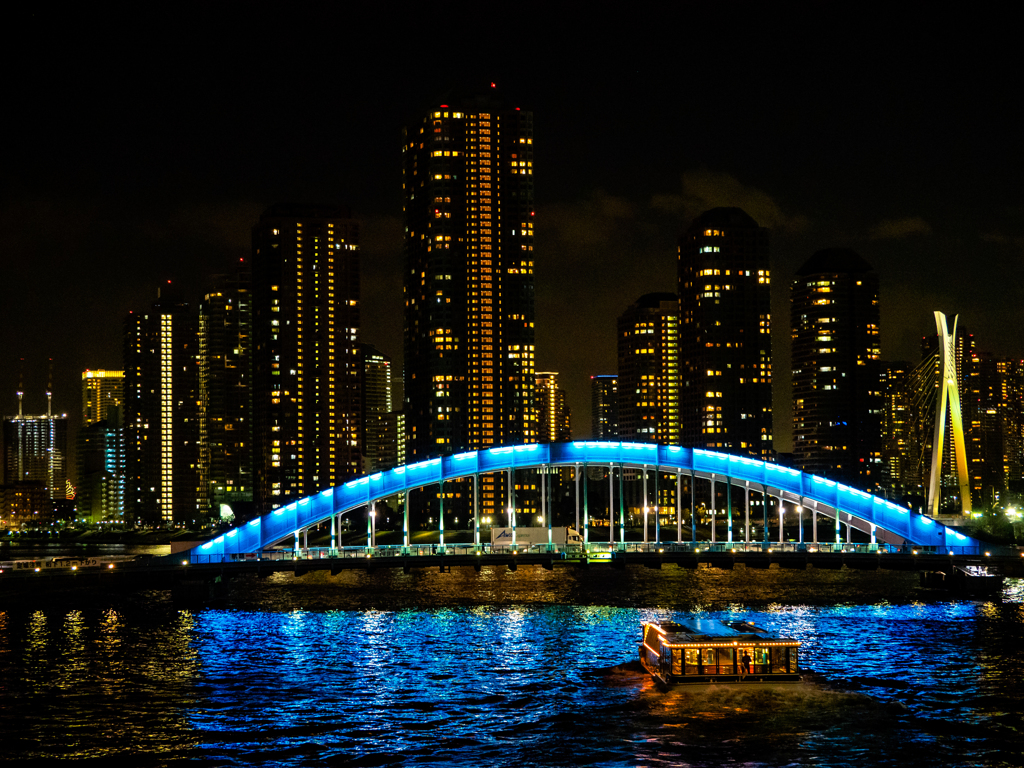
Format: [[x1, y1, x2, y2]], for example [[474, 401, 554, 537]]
[[1, 565, 1021, 766]]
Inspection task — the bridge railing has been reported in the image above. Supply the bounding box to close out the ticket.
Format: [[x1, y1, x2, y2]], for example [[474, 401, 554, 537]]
[[183, 540, 1007, 565]]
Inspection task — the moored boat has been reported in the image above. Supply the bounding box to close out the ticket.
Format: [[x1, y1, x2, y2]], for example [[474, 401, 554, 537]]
[[639, 619, 801, 685]]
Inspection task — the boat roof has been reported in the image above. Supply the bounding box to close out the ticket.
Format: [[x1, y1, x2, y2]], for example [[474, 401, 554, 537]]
[[644, 619, 799, 646]]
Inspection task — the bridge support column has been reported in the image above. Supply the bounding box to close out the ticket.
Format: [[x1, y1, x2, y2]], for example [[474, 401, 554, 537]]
[[654, 469, 660, 546], [575, 464, 581, 536], [745, 484, 750, 545], [710, 475, 716, 544], [294, 531, 300, 553], [761, 484, 769, 550], [812, 501, 818, 544], [643, 467, 648, 544], [690, 471, 696, 543], [727, 477, 733, 544], [473, 474, 480, 548], [676, 469, 682, 543], [798, 500, 804, 545], [303, 528, 308, 551], [871, 523, 876, 545], [544, 465, 552, 548], [439, 479, 445, 549], [331, 513, 336, 551], [778, 497, 784, 544], [404, 489, 410, 549], [619, 463, 626, 547], [608, 465, 614, 545], [508, 469, 516, 547], [583, 463, 589, 546], [835, 506, 842, 545], [367, 505, 372, 548]]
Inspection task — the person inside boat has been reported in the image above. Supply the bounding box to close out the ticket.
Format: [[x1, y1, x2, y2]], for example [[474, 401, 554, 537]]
[[741, 651, 752, 676]]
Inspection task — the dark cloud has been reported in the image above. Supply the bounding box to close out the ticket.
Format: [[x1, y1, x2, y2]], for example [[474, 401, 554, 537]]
[[869, 216, 933, 240]]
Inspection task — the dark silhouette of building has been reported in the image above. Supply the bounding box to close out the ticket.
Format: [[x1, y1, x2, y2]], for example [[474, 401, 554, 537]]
[[251, 204, 361, 514], [590, 375, 618, 439], [790, 248, 881, 489], [678, 208, 773, 458], [402, 91, 536, 515], [199, 272, 253, 522], [616, 293, 680, 444], [123, 286, 201, 527]]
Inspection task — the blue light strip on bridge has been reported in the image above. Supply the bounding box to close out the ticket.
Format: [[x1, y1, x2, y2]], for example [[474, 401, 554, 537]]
[[190, 441, 980, 559]]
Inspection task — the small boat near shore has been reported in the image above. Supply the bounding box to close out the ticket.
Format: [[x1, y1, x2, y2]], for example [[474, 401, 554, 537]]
[[639, 619, 801, 686], [919, 565, 1004, 596]]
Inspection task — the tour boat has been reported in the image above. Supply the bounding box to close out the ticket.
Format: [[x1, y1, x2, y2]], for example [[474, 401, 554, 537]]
[[639, 619, 801, 685]]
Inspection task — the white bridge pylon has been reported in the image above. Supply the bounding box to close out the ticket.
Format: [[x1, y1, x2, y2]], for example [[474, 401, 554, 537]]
[[189, 442, 981, 560]]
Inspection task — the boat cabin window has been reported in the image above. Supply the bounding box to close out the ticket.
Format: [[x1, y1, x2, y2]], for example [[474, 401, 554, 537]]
[[772, 646, 794, 673]]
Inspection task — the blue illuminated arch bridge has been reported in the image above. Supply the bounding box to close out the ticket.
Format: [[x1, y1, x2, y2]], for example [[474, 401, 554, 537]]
[[187, 442, 983, 561]]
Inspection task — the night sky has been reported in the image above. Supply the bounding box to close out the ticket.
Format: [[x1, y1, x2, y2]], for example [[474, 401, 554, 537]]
[[3, 7, 1022, 471]]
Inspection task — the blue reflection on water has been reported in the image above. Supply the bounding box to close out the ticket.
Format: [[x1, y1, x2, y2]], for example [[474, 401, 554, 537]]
[[188, 596, 1024, 767]]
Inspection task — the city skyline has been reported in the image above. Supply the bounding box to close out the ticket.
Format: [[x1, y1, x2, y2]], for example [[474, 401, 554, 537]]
[[3, 9, 1023, 460]]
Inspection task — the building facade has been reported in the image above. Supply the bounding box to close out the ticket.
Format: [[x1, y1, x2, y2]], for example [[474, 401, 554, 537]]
[[123, 287, 201, 527], [2, 395, 69, 528], [590, 375, 618, 439], [251, 204, 361, 514], [199, 272, 254, 522], [536, 372, 571, 443], [790, 249, 882, 490], [82, 370, 124, 426], [616, 293, 680, 444], [362, 344, 399, 473], [77, 370, 125, 525], [678, 208, 773, 458], [402, 93, 537, 514]]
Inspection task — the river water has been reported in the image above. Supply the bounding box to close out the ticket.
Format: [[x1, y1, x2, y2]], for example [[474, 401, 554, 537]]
[[1, 557, 1022, 767]]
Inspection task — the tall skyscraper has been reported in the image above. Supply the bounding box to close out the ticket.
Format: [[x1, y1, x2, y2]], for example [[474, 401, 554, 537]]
[[251, 204, 361, 513], [199, 272, 253, 521], [402, 91, 536, 513], [678, 208, 773, 458], [78, 370, 125, 525], [536, 372, 571, 443], [790, 249, 882, 489], [590, 375, 618, 439], [123, 286, 201, 526], [362, 344, 398, 472], [616, 293, 680, 444]]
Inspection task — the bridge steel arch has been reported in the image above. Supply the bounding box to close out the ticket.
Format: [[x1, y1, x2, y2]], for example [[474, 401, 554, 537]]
[[187, 441, 982, 560]]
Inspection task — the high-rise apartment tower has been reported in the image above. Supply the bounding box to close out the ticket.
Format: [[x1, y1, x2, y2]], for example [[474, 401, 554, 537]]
[[536, 372, 571, 443], [790, 249, 882, 489], [678, 208, 772, 458], [402, 91, 536, 512], [123, 286, 201, 526], [251, 204, 361, 514], [199, 272, 253, 521], [616, 293, 680, 444], [590, 375, 618, 439]]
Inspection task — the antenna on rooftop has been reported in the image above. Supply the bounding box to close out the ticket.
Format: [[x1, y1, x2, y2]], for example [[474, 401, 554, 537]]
[[46, 358, 53, 418], [16, 358, 24, 417]]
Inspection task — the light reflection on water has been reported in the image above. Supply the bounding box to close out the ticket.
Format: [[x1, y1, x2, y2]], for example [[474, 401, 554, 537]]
[[0, 569, 1022, 766]]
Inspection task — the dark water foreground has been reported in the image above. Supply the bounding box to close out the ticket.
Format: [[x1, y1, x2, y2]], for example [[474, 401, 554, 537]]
[[1, 565, 1022, 767]]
